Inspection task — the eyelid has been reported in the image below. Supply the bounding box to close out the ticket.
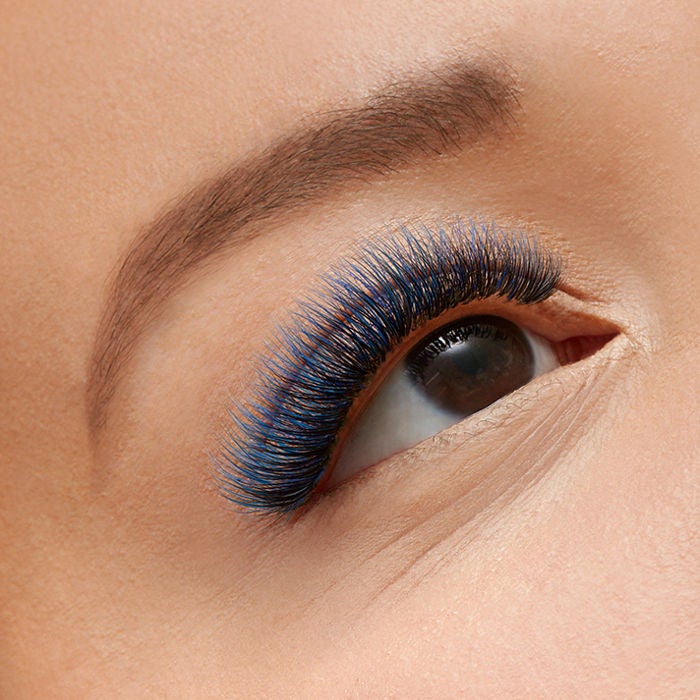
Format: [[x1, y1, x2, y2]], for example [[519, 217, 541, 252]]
[[211, 218, 562, 515], [324, 294, 613, 478]]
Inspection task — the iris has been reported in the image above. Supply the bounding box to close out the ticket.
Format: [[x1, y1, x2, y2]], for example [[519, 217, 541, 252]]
[[407, 316, 534, 415]]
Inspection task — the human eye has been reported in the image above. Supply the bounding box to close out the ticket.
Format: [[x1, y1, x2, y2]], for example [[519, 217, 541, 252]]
[[212, 218, 611, 515], [327, 314, 559, 488]]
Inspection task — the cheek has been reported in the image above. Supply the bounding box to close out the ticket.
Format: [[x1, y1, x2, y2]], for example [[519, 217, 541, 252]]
[[289, 342, 691, 695], [293, 417, 693, 696]]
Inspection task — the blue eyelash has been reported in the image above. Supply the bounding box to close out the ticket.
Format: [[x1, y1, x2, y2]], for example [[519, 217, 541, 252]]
[[213, 218, 561, 514]]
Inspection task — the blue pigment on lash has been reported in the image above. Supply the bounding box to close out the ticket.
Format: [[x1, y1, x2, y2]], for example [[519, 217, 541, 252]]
[[213, 219, 561, 514]]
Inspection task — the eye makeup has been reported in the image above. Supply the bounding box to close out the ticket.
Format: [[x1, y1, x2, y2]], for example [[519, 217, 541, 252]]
[[212, 219, 562, 514]]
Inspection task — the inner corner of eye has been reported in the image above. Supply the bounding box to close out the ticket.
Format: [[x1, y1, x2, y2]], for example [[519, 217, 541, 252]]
[[324, 315, 612, 490]]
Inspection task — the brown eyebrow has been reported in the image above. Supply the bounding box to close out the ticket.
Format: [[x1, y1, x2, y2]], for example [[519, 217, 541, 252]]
[[87, 59, 521, 431]]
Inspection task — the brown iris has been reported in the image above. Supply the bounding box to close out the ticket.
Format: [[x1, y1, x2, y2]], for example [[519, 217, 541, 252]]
[[405, 316, 534, 415]]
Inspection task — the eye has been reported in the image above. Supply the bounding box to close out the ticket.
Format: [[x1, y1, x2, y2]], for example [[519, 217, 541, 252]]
[[328, 315, 559, 486], [212, 220, 571, 514]]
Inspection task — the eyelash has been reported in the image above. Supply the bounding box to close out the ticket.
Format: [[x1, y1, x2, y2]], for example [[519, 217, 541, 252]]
[[212, 219, 562, 514]]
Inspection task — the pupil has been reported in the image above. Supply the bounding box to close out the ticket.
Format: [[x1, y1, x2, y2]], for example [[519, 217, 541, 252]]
[[406, 316, 534, 415]]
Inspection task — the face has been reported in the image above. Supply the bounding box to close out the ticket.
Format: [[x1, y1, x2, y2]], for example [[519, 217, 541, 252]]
[[1, 1, 698, 696]]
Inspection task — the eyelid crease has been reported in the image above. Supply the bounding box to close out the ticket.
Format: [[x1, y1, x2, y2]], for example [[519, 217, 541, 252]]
[[211, 218, 562, 515]]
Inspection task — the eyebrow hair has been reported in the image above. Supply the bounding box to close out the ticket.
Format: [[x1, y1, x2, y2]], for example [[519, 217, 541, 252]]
[[87, 59, 521, 431]]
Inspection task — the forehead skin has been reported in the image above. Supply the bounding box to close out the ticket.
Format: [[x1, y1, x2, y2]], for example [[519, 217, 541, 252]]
[[0, 1, 698, 698]]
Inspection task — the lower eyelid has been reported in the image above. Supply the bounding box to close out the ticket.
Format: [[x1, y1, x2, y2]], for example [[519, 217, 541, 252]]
[[317, 334, 624, 512]]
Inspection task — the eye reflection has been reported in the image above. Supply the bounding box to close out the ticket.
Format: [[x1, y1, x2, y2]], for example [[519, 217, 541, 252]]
[[330, 315, 559, 485]]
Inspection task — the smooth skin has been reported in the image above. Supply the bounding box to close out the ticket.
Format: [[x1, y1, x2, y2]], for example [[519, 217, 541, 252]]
[[1, 1, 698, 697]]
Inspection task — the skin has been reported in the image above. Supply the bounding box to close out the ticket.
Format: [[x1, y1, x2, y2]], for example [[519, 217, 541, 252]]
[[1, 0, 698, 697]]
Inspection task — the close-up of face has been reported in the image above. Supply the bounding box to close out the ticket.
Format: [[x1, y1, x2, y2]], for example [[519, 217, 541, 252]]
[[1, 1, 699, 697]]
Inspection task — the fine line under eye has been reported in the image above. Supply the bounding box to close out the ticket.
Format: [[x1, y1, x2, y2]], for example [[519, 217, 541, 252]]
[[212, 218, 562, 514]]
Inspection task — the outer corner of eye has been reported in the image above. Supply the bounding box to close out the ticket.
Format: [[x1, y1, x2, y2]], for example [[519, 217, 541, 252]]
[[326, 315, 559, 489]]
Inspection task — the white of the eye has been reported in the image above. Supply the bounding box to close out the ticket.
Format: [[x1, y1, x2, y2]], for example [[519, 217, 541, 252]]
[[329, 327, 559, 487]]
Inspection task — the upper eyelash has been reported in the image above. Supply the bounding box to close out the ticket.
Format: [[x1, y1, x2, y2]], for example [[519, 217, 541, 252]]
[[212, 218, 562, 514]]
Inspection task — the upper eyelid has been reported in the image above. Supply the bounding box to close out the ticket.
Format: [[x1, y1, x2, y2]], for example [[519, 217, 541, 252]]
[[330, 295, 611, 447], [211, 218, 562, 515], [356, 290, 594, 352]]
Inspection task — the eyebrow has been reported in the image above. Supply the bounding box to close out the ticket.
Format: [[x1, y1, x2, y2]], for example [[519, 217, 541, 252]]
[[87, 59, 521, 430]]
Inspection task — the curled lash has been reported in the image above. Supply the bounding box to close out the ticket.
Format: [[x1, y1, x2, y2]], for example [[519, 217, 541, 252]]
[[213, 219, 561, 513]]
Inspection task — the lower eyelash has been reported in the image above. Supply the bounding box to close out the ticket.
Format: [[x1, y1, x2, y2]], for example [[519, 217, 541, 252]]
[[212, 218, 562, 514]]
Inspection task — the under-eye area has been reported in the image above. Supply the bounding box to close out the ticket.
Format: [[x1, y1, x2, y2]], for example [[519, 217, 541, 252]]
[[211, 218, 616, 515]]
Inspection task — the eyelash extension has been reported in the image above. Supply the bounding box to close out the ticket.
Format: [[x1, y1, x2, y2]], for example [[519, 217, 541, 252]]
[[213, 218, 562, 514]]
